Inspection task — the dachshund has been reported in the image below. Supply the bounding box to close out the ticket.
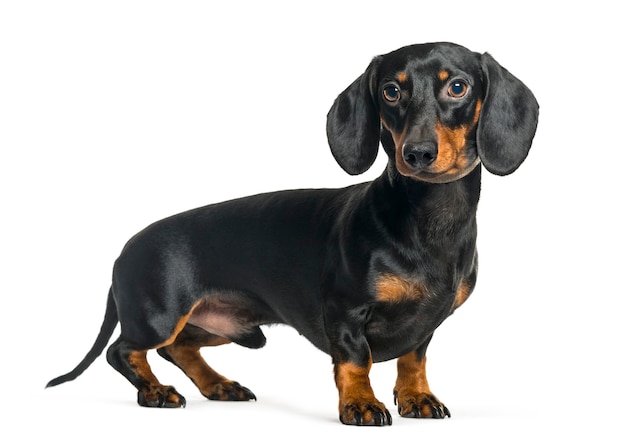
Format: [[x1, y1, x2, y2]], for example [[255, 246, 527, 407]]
[[47, 42, 539, 426]]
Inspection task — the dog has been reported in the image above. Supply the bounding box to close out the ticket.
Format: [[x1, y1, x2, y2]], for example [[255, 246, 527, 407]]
[[47, 42, 539, 426]]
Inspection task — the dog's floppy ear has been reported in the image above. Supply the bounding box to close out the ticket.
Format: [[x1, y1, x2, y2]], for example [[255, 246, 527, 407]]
[[326, 57, 381, 175], [477, 53, 539, 176]]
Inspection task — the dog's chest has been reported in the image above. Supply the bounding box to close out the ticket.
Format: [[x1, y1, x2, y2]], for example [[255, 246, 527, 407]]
[[364, 298, 446, 362], [365, 275, 462, 362]]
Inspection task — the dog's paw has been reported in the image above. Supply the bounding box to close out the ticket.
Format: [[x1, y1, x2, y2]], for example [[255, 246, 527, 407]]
[[205, 381, 257, 401], [393, 390, 450, 419], [339, 401, 392, 426], [137, 385, 186, 408]]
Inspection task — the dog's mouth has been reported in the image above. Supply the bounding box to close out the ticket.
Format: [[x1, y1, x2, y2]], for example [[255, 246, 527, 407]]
[[395, 142, 480, 184], [408, 156, 481, 184]]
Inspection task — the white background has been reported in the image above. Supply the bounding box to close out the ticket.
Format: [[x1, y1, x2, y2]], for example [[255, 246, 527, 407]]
[[2, 1, 624, 441]]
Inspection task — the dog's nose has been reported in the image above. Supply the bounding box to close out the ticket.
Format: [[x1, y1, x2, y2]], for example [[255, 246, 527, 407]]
[[402, 142, 438, 169]]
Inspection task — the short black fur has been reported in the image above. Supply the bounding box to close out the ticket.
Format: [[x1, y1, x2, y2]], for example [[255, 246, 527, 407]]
[[47, 42, 538, 426]]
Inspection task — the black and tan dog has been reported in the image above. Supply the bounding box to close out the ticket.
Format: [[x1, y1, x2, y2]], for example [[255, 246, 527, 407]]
[[47, 42, 538, 426]]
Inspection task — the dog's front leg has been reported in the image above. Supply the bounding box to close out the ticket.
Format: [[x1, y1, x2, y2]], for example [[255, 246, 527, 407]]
[[334, 358, 391, 425], [393, 336, 451, 419], [328, 310, 392, 426]]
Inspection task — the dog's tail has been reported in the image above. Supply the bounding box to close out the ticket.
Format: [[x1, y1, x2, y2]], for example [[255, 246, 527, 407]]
[[46, 288, 118, 388]]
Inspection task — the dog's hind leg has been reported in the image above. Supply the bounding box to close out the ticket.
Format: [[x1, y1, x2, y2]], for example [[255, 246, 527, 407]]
[[106, 337, 187, 407], [157, 324, 257, 401]]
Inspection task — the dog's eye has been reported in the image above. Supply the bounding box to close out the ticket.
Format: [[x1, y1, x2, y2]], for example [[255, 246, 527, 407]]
[[382, 84, 401, 103], [448, 80, 469, 98]]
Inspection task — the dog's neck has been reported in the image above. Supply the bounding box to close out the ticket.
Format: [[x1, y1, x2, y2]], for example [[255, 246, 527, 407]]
[[369, 164, 481, 249]]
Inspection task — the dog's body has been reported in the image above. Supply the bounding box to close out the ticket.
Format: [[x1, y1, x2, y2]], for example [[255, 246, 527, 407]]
[[47, 42, 538, 426]]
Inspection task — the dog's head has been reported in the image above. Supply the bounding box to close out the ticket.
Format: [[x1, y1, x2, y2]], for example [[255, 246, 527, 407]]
[[326, 42, 539, 182]]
